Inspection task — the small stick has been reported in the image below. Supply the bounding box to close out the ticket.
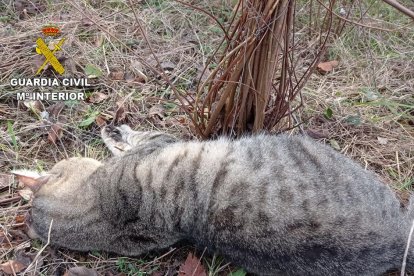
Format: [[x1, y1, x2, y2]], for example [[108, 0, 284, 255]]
[[22, 219, 53, 276], [382, 0, 414, 20], [401, 219, 414, 276]]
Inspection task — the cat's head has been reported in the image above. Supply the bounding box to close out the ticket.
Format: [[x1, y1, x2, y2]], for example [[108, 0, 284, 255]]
[[13, 157, 103, 246]]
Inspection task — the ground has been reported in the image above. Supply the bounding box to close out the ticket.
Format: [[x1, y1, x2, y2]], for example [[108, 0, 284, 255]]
[[0, 0, 413, 275]]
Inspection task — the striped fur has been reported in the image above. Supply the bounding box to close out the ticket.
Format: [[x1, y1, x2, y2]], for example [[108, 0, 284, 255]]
[[28, 125, 414, 275]]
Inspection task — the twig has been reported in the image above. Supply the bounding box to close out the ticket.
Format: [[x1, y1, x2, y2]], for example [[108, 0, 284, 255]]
[[401, 219, 414, 276], [191, 247, 207, 276], [0, 195, 22, 206], [174, 0, 230, 41], [315, 0, 397, 32], [22, 219, 53, 276], [382, 0, 414, 20]]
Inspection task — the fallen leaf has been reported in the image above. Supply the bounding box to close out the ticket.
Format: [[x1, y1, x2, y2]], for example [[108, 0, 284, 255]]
[[48, 124, 63, 144], [124, 72, 135, 83], [81, 18, 94, 27], [160, 61, 176, 72], [109, 70, 124, 80], [40, 111, 49, 120], [79, 111, 100, 128], [377, 136, 388, 145], [230, 269, 247, 276], [362, 89, 380, 102], [178, 253, 207, 276], [317, 60, 339, 74], [305, 129, 329, 139], [130, 60, 148, 83], [95, 115, 107, 127], [15, 251, 33, 266], [46, 102, 65, 118], [148, 104, 165, 119], [329, 139, 341, 151], [0, 260, 27, 274], [14, 214, 26, 224], [23, 101, 42, 114], [114, 102, 126, 124], [95, 32, 104, 47], [0, 173, 13, 186], [87, 92, 108, 103], [18, 189, 33, 201], [324, 107, 333, 119], [131, 60, 144, 72], [345, 115, 361, 126], [63, 266, 98, 276], [84, 64, 102, 78]]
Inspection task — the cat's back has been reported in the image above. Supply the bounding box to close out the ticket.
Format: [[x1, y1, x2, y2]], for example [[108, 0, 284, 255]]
[[154, 133, 402, 224], [182, 134, 403, 246], [208, 133, 402, 219]]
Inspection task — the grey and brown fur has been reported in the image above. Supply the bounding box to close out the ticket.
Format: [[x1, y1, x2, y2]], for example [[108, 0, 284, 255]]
[[26, 125, 414, 275]]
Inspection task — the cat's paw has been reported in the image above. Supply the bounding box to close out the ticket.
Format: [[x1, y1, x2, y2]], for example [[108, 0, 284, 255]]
[[101, 125, 134, 156]]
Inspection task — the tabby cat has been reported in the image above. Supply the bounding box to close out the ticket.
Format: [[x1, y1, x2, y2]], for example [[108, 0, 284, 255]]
[[16, 125, 414, 275]]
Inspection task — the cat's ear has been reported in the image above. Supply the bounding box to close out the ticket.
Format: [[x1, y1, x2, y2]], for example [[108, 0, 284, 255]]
[[11, 170, 51, 192]]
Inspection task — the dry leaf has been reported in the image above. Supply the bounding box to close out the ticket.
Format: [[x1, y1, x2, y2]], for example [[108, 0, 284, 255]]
[[0, 173, 13, 186], [124, 72, 136, 83], [63, 266, 99, 276], [329, 139, 341, 150], [160, 61, 176, 71], [14, 214, 26, 224], [95, 32, 104, 47], [148, 104, 165, 119], [48, 124, 63, 144], [95, 115, 107, 127], [178, 253, 207, 276], [131, 60, 144, 72], [88, 92, 109, 103], [81, 18, 94, 27], [114, 102, 126, 124], [317, 60, 339, 74], [110, 70, 124, 80], [46, 102, 65, 118], [130, 60, 148, 83], [23, 100, 42, 114], [377, 136, 388, 145], [0, 260, 27, 274], [18, 189, 33, 201], [305, 129, 329, 139]]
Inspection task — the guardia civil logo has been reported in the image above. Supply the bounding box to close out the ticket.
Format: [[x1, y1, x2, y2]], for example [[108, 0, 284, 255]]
[[12, 25, 89, 101], [36, 25, 66, 75]]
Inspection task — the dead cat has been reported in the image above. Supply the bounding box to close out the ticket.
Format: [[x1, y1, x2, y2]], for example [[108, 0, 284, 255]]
[[14, 125, 414, 275]]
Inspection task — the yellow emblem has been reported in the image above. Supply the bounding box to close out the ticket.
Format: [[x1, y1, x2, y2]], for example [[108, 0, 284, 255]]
[[35, 25, 65, 75]]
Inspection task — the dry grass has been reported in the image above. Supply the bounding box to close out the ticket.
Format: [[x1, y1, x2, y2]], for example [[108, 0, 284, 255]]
[[0, 0, 413, 275], [301, 3, 414, 201]]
